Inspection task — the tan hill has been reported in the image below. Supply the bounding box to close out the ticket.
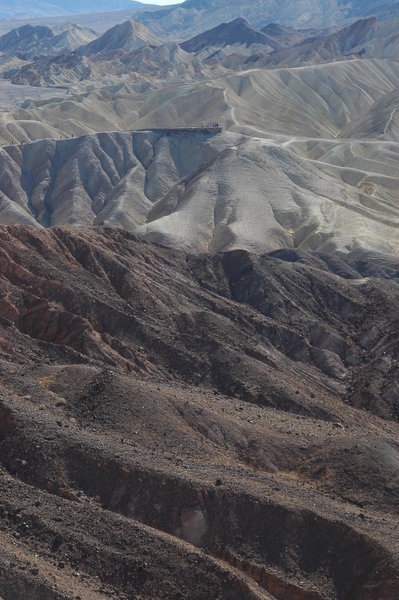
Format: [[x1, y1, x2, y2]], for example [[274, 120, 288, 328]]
[[0, 127, 398, 258], [78, 18, 160, 56], [0, 22, 97, 60], [4, 57, 399, 137]]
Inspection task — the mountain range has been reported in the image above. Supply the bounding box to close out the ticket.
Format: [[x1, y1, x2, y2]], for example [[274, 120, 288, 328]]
[[0, 23, 96, 60], [1, 0, 399, 30], [135, 0, 399, 38], [5, 14, 399, 87], [0, 0, 155, 20]]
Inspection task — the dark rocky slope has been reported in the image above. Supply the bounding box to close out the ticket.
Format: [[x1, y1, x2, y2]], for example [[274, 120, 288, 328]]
[[0, 225, 398, 599], [181, 18, 279, 52]]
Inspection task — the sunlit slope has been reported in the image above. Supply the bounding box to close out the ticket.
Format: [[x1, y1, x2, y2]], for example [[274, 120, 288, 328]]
[[2, 59, 399, 143], [0, 129, 398, 257], [0, 58, 398, 257]]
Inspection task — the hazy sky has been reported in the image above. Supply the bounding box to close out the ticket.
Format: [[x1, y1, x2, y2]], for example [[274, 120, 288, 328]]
[[150, 0, 184, 4]]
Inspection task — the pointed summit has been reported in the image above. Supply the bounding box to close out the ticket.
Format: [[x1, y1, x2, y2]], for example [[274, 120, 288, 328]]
[[0, 23, 97, 59], [181, 18, 279, 52], [79, 19, 160, 56]]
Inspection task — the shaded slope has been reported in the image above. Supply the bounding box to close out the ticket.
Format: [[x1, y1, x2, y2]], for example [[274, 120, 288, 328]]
[[0, 24, 54, 55], [0, 23, 97, 59], [181, 18, 278, 52], [259, 17, 399, 68], [339, 88, 399, 142], [261, 23, 314, 47]]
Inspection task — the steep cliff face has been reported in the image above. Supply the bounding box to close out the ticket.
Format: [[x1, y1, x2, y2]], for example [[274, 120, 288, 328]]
[[0, 225, 398, 599]]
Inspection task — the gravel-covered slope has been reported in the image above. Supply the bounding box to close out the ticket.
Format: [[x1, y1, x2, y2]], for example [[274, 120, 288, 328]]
[[0, 225, 398, 599]]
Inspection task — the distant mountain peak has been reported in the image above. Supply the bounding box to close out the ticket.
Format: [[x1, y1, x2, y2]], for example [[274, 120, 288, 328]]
[[0, 1, 156, 20], [136, 0, 399, 38], [79, 18, 160, 56], [181, 17, 279, 52], [0, 22, 96, 59]]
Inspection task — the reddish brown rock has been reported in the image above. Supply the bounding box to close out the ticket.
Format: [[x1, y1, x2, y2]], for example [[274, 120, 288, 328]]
[[0, 225, 398, 600]]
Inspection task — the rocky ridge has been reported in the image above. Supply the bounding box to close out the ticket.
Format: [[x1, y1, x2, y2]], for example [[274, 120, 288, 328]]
[[0, 225, 398, 599], [134, 0, 399, 38], [0, 127, 398, 258], [0, 23, 97, 61]]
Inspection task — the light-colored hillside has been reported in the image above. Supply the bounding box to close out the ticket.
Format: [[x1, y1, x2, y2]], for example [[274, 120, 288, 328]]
[[2, 58, 399, 141], [0, 129, 398, 257], [0, 23, 97, 60], [79, 19, 159, 56], [0, 52, 398, 258]]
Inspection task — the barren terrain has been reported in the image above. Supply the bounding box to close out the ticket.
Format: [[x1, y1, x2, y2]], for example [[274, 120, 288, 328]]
[[0, 2, 398, 599], [0, 225, 398, 599], [1, 55, 399, 257]]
